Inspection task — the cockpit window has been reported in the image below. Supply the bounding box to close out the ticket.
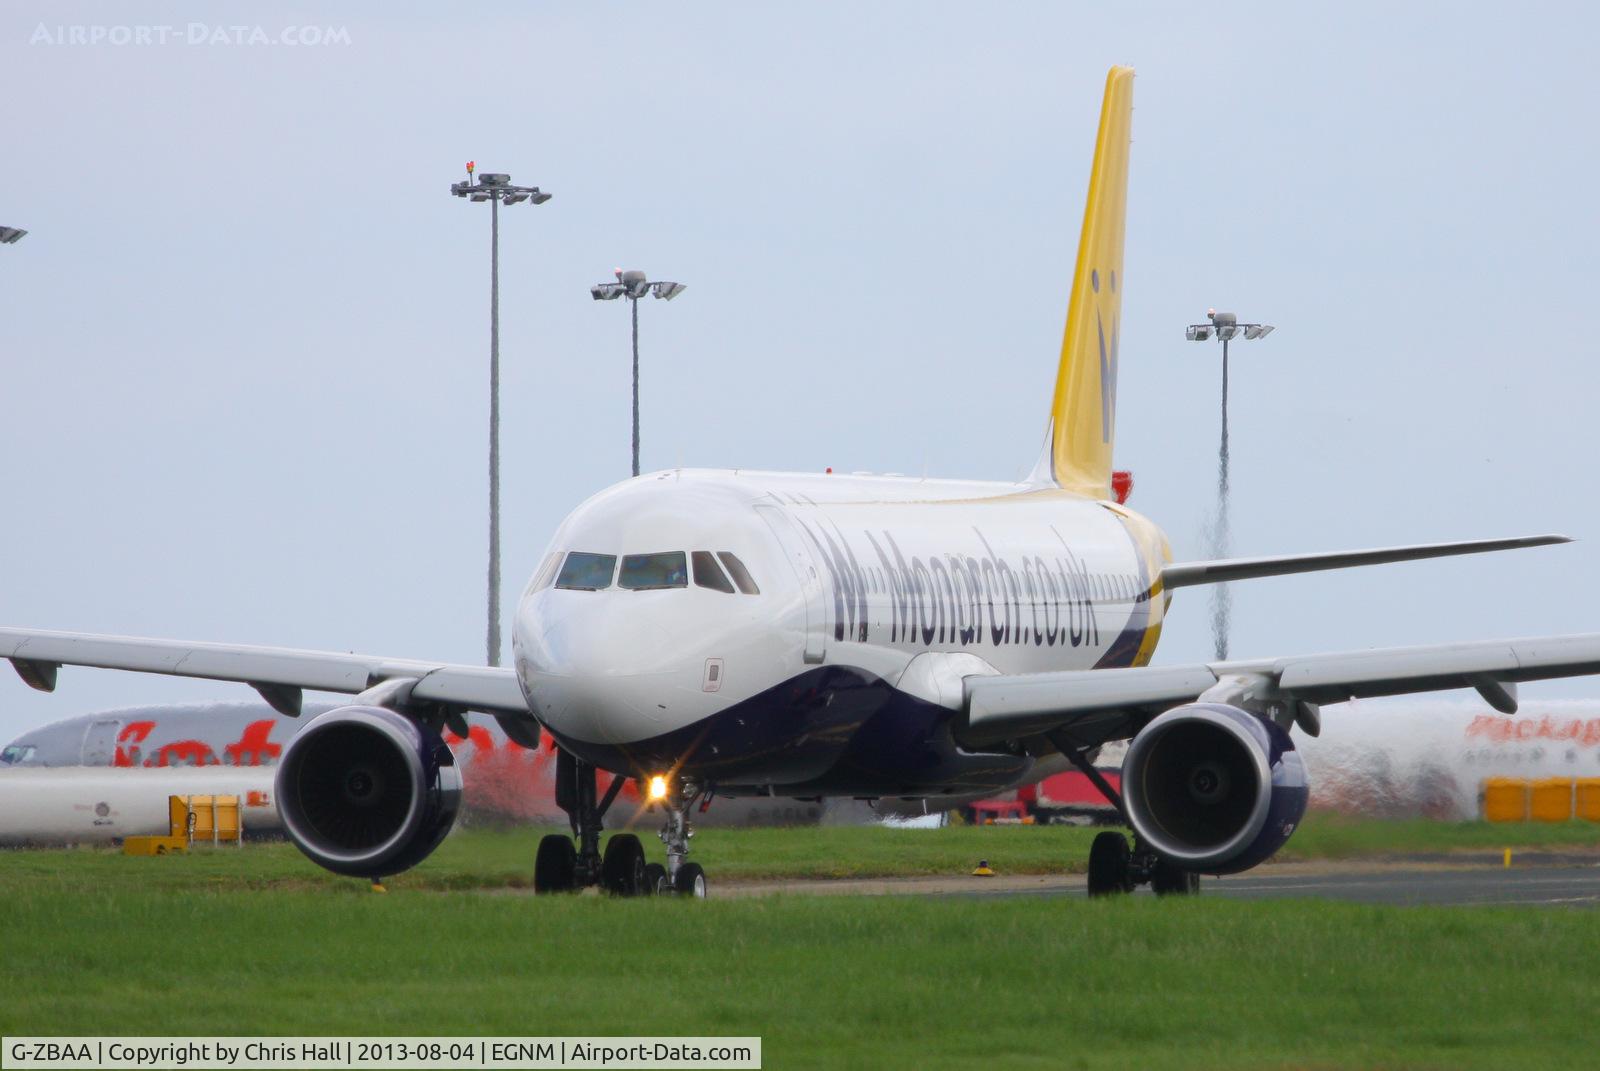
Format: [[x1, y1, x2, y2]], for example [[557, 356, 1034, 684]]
[[0, 745, 36, 765], [717, 552, 760, 595], [556, 552, 617, 590], [691, 551, 736, 593], [531, 551, 563, 591], [619, 552, 688, 590]]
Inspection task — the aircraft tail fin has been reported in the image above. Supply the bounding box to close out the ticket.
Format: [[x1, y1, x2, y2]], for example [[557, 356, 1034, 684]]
[[1037, 66, 1134, 496]]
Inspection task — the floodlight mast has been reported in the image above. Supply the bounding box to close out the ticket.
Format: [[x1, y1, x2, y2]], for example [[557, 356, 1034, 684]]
[[1185, 309, 1274, 660], [590, 270, 686, 478], [449, 164, 551, 668]]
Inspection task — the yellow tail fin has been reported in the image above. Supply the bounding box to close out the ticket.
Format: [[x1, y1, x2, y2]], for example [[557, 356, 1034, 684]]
[[1045, 66, 1134, 497]]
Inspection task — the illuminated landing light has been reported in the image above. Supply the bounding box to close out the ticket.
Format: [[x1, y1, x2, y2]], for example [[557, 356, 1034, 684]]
[[648, 775, 670, 802]]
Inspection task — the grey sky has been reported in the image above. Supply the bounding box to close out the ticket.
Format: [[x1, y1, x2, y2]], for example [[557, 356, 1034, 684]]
[[3, 1, 1597, 741]]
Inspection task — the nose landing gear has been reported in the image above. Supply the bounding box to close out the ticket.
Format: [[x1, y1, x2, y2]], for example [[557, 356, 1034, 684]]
[[657, 780, 708, 898], [533, 750, 710, 898]]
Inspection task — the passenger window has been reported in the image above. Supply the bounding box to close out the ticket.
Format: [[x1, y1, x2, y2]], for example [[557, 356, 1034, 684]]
[[717, 552, 760, 595], [692, 551, 736, 593], [556, 552, 617, 591], [620, 552, 689, 590]]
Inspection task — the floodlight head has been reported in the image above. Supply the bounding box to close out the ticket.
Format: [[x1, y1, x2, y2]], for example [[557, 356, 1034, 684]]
[[1186, 325, 1213, 341], [1252, 324, 1276, 340], [503, 192, 529, 205], [469, 192, 490, 202], [529, 190, 552, 205], [591, 283, 625, 301], [1218, 325, 1241, 341], [653, 281, 686, 300], [0, 226, 26, 244], [478, 172, 510, 187], [615, 269, 649, 298]]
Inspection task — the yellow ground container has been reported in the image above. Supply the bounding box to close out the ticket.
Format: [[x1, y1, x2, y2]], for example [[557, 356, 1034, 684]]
[[1529, 778, 1575, 822], [122, 835, 188, 856], [1575, 779, 1600, 822], [171, 794, 242, 844], [1481, 778, 1529, 822]]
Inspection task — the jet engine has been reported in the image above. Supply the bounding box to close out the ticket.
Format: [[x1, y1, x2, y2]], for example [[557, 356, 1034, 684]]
[[1121, 702, 1308, 874], [276, 706, 461, 878]]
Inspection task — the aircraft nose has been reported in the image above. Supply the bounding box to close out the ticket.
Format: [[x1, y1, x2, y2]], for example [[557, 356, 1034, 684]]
[[515, 593, 691, 744]]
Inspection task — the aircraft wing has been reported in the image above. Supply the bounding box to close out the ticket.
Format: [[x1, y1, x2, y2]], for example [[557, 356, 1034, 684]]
[[0, 627, 528, 719], [958, 633, 1600, 748], [1160, 534, 1569, 589]]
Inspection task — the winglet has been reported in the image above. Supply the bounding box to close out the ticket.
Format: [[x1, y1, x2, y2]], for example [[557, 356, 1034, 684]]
[[1044, 65, 1135, 497]]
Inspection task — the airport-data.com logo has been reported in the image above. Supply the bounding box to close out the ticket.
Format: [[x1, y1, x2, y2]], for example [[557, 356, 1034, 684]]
[[29, 23, 352, 47]]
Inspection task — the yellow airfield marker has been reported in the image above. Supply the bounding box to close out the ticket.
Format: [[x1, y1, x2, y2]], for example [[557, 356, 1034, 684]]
[[972, 860, 995, 877], [1503, 849, 1513, 869]]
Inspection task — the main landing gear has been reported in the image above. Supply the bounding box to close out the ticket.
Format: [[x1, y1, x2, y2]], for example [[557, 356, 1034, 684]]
[[1086, 830, 1200, 897], [1049, 730, 1200, 899], [534, 750, 708, 898]]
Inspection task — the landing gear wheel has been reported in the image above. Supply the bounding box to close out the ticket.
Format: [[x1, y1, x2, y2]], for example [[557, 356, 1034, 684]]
[[673, 861, 708, 898], [601, 834, 647, 897], [1151, 860, 1201, 896], [534, 834, 577, 894], [642, 862, 668, 896], [1087, 831, 1133, 897]]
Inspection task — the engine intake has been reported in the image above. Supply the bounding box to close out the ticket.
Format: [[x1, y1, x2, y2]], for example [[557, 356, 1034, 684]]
[[276, 705, 462, 878], [1122, 702, 1307, 874]]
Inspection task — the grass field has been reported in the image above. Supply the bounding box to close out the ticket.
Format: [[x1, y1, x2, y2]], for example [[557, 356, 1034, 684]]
[[3, 816, 1599, 1068], [5, 813, 1598, 894]]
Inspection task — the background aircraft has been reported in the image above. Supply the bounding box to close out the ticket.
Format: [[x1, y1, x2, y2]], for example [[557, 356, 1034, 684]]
[[0, 701, 833, 844]]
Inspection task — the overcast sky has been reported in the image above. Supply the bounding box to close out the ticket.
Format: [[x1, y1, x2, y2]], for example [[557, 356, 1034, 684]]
[[3, 2, 1598, 741]]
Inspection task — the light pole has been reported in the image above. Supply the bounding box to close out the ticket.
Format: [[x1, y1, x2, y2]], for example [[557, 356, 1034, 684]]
[[591, 270, 686, 477], [450, 164, 551, 668], [1185, 309, 1274, 660]]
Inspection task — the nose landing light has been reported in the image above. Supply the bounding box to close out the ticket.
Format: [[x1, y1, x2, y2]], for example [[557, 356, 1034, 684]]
[[647, 775, 669, 802]]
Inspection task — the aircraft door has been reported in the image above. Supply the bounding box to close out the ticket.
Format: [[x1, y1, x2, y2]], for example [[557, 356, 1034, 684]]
[[754, 503, 827, 664], [81, 719, 121, 765]]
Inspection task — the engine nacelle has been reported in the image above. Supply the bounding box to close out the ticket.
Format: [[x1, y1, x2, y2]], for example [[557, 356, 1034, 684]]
[[276, 706, 461, 878], [1122, 702, 1308, 875]]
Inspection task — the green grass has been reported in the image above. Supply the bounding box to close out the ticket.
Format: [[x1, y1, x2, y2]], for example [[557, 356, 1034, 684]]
[[1279, 813, 1600, 860], [2, 818, 1599, 1068], [4, 814, 1596, 897], [1, 866, 1597, 1070]]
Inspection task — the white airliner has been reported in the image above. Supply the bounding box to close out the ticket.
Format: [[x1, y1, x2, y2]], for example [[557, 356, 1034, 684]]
[[4, 66, 1597, 898]]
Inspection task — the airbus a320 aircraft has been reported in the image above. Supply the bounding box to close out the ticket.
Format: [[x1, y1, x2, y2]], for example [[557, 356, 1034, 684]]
[[4, 66, 1597, 898]]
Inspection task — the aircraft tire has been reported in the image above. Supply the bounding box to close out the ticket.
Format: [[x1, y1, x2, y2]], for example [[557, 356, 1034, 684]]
[[1151, 860, 1200, 896], [672, 861, 708, 898], [642, 862, 668, 896], [534, 834, 578, 894], [601, 834, 647, 897], [1087, 831, 1132, 897]]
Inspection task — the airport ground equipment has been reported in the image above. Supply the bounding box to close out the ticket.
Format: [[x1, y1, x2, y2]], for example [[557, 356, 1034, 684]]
[[122, 793, 240, 854], [1482, 777, 1600, 822], [121, 834, 186, 855]]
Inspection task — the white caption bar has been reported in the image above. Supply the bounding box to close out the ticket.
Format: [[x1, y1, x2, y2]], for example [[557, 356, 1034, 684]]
[[1, 1038, 761, 1070]]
